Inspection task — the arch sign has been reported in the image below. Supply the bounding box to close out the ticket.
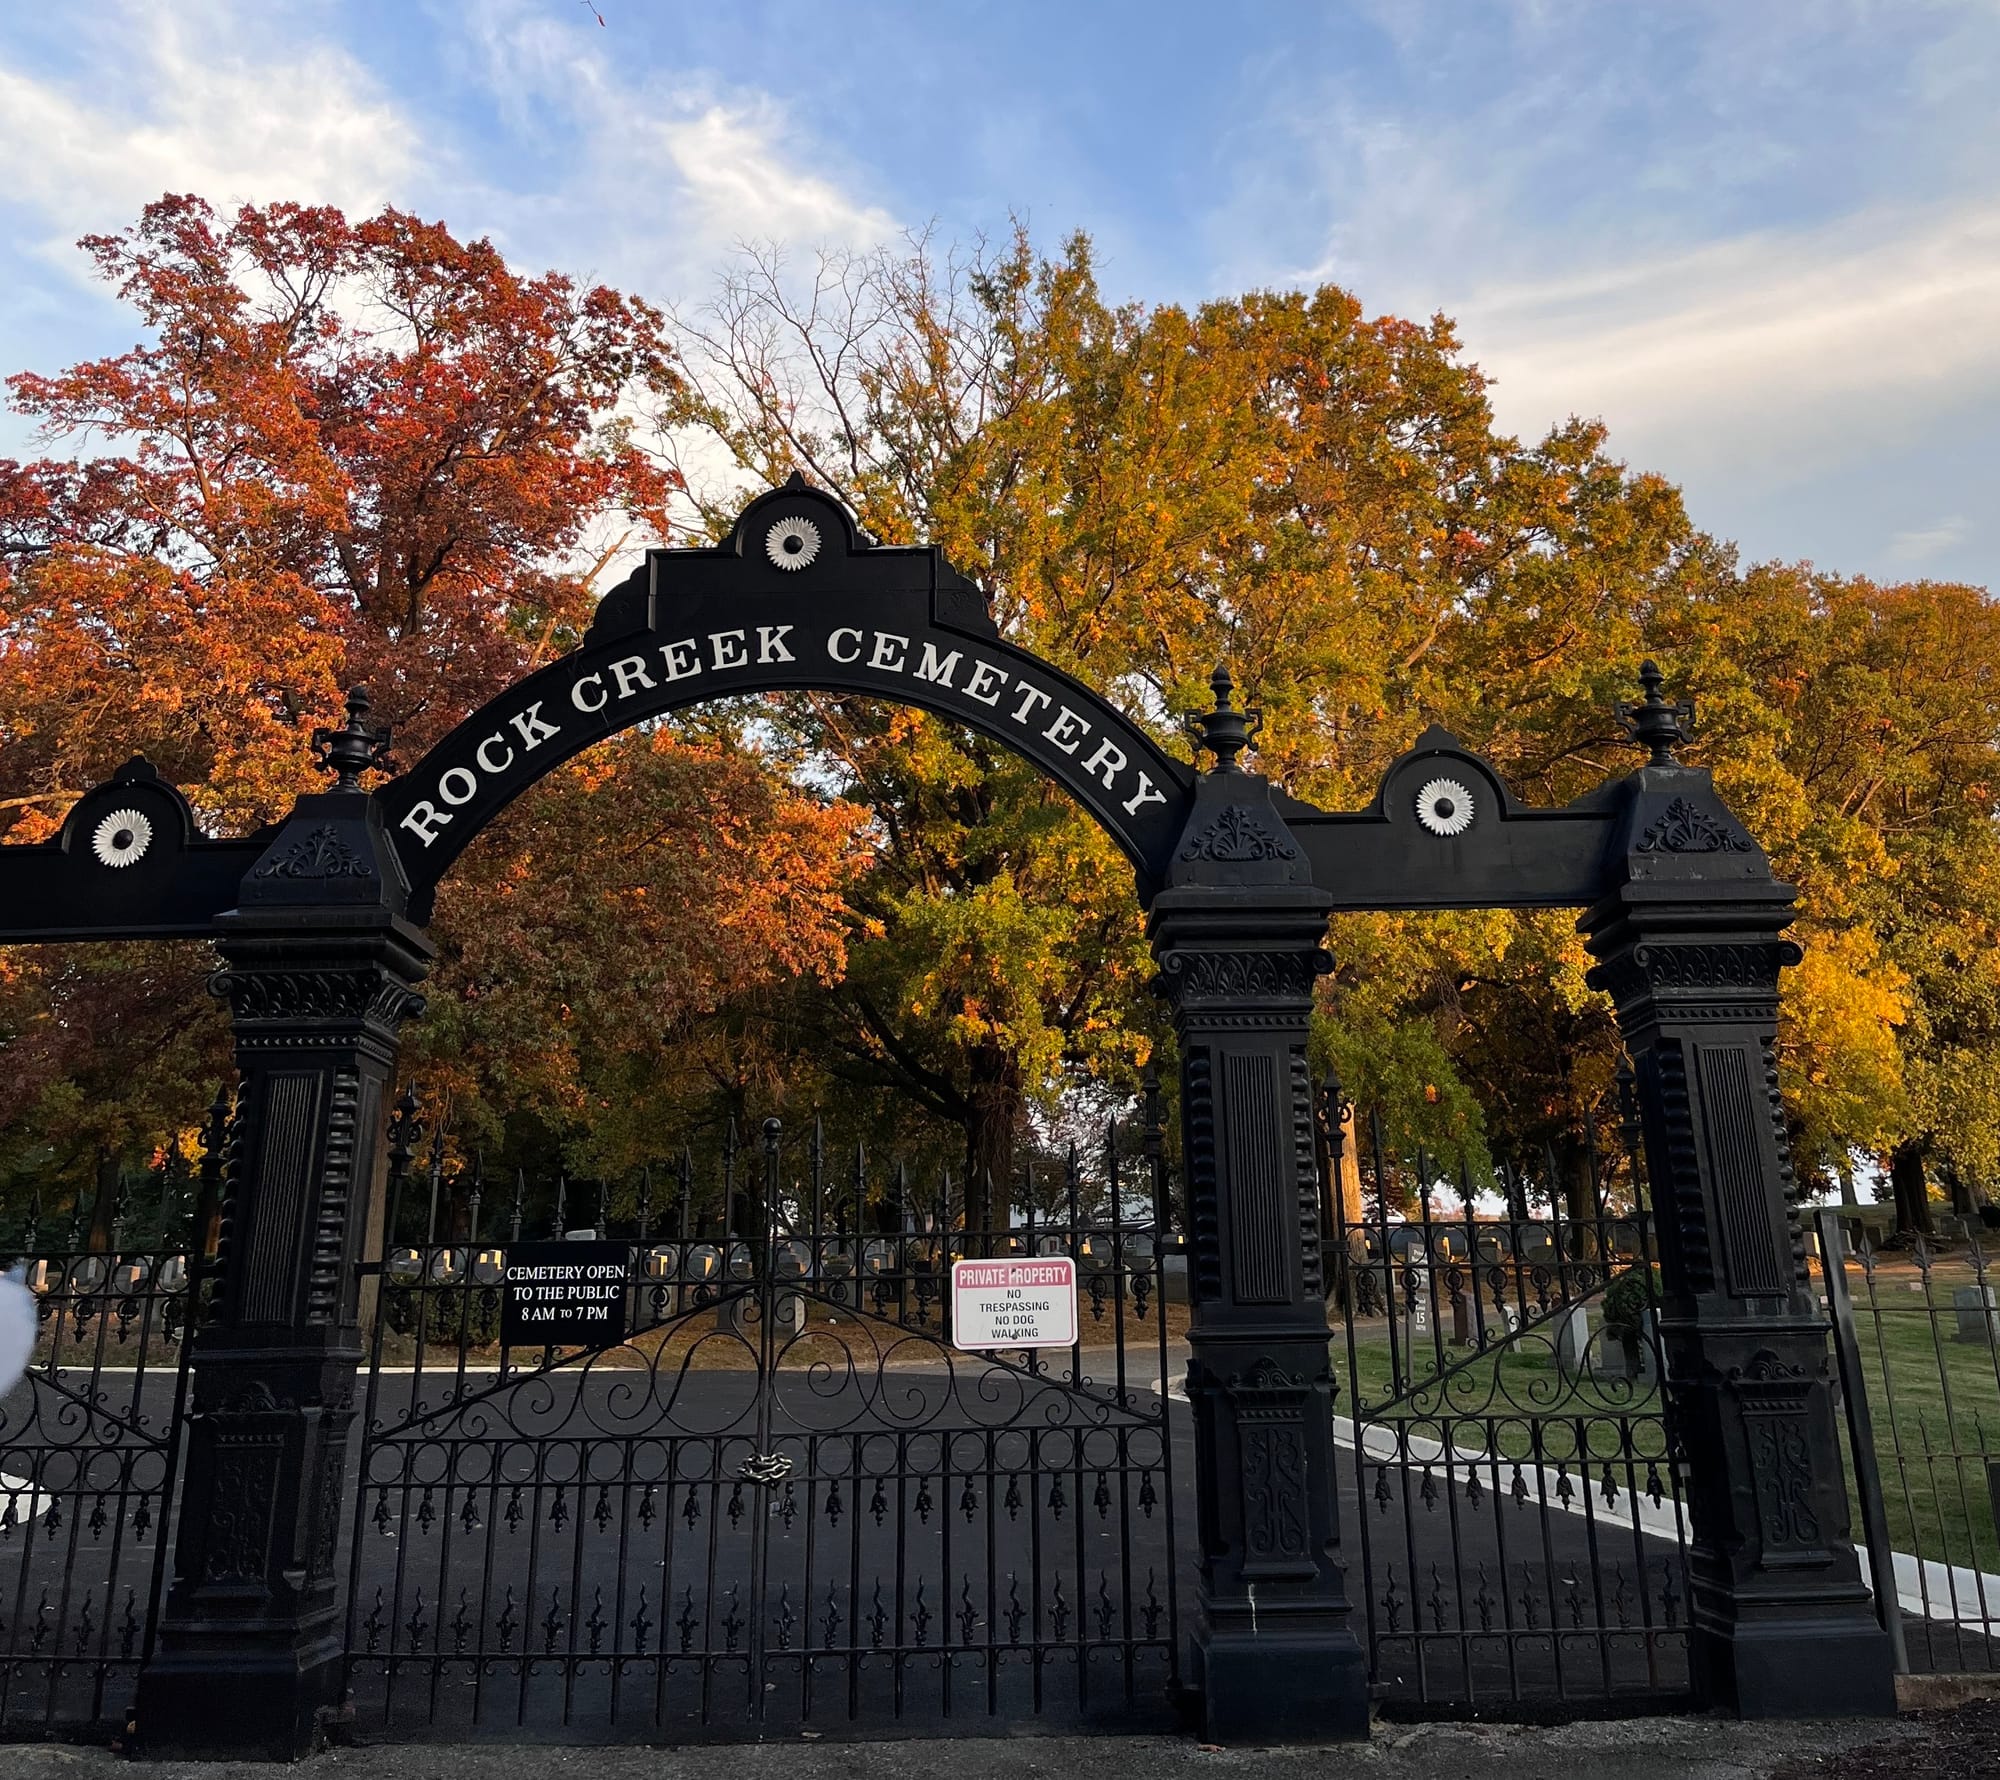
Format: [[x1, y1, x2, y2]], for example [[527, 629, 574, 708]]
[[380, 478, 1195, 907], [0, 472, 1769, 935]]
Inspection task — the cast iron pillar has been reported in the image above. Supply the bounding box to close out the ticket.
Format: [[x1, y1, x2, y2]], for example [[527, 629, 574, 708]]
[[138, 693, 434, 1759], [1579, 669, 1894, 1718], [1150, 668, 1369, 1743]]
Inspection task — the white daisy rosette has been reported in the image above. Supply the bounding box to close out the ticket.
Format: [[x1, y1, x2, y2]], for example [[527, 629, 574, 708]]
[[1414, 778, 1475, 837], [91, 807, 155, 868], [766, 515, 822, 571]]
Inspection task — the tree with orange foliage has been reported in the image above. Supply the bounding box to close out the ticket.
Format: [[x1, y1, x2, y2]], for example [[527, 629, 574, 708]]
[[2, 194, 679, 823], [0, 198, 860, 1196]]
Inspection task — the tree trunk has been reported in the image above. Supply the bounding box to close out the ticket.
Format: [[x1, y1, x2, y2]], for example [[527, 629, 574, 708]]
[[962, 1044, 1022, 1247], [1942, 1159, 1978, 1219], [88, 1149, 119, 1253], [1889, 1141, 1934, 1237], [1334, 1103, 1364, 1242], [1556, 1140, 1596, 1260]]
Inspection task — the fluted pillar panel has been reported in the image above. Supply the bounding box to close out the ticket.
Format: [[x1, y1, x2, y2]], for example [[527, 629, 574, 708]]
[[138, 791, 433, 1759], [1582, 763, 1893, 1718], [1149, 755, 1367, 1743]]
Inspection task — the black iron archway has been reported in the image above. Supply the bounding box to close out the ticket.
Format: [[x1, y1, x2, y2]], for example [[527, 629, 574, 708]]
[[0, 479, 1894, 1755]]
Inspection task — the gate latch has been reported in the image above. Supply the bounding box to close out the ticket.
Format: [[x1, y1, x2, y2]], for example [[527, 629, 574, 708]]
[[738, 1452, 794, 1486]]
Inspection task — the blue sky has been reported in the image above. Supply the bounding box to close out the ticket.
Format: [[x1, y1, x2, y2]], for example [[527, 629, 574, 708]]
[[2, 0, 1996, 587]]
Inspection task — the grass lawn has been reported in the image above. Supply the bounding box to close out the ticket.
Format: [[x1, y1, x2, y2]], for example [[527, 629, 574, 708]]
[[1333, 1256, 2000, 1577], [1336, 1313, 1676, 1475], [1840, 1254, 2000, 1577]]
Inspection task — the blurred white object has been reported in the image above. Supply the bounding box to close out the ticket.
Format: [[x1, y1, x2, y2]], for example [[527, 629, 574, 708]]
[[0, 1265, 50, 1527], [0, 1264, 36, 1400]]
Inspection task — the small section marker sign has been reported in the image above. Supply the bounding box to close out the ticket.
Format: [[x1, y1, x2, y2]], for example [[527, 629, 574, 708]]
[[950, 1257, 1078, 1349]]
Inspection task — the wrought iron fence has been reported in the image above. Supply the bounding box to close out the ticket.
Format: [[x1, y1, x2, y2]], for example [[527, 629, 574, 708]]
[[1328, 1089, 1693, 1715], [0, 1102, 215, 1737], [343, 1094, 1188, 1740], [1818, 1209, 2000, 1676]]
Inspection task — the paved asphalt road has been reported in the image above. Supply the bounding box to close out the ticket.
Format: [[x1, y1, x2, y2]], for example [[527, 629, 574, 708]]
[[2, 1711, 1946, 1780]]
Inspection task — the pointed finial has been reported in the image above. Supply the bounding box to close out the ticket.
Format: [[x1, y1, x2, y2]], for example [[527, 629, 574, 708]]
[[311, 685, 394, 790], [1193, 661, 1260, 773], [1619, 660, 1693, 767], [1323, 1064, 1352, 1124]]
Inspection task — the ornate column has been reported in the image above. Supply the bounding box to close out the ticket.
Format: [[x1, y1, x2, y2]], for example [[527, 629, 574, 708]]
[[1580, 670, 1893, 1718], [138, 693, 434, 1759], [1150, 670, 1367, 1743]]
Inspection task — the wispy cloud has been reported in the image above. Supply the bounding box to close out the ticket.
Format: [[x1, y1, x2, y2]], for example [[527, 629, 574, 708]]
[[1206, 1, 2000, 580], [0, 0, 900, 303], [1453, 202, 2000, 489], [442, 0, 901, 295], [1890, 516, 1972, 565], [0, 3, 417, 254]]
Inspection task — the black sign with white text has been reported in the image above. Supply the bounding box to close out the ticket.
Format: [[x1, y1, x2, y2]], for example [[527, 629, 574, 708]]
[[500, 1241, 631, 1347], [377, 488, 1195, 906]]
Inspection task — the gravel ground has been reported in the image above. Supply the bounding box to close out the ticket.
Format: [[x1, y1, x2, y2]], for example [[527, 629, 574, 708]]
[[1770, 1700, 2000, 1780], [0, 1712, 1964, 1780]]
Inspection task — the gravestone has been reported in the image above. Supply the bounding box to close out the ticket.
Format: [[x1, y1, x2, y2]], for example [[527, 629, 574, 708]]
[[1554, 1302, 1592, 1378], [1953, 1284, 1998, 1344]]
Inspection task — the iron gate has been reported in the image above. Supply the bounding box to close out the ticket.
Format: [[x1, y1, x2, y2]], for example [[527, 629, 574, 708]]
[[344, 1098, 1185, 1739], [1817, 1208, 2000, 1678], [1329, 1093, 1694, 1715], [0, 1117, 209, 1738]]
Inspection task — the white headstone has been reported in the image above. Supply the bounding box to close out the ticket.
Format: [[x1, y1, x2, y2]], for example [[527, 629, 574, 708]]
[[1555, 1303, 1592, 1377]]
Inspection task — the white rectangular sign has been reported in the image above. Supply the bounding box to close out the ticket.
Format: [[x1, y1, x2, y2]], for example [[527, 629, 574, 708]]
[[950, 1257, 1079, 1349]]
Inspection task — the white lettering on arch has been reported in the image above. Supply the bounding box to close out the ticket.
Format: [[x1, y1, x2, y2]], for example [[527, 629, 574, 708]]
[[509, 703, 560, 750], [1122, 772, 1167, 817], [1081, 737, 1126, 789], [963, 659, 1008, 706], [609, 655, 657, 698], [1009, 684, 1052, 725], [913, 643, 960, 686], [658, 638, 701, 682], [400, 802, 451, 847], [1042, 707, 1090, 755]]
